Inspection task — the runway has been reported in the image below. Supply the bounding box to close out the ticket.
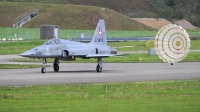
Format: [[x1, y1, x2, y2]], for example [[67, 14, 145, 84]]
[[0, 62, 200, 86]]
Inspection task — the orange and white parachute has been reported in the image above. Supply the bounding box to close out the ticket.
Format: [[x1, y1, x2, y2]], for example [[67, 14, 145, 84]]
[[154, 24, 191, 64]]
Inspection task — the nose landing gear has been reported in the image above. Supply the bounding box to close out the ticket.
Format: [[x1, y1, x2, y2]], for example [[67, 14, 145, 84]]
[[40, 58, 60, 73], [41, 58, 47, 73]]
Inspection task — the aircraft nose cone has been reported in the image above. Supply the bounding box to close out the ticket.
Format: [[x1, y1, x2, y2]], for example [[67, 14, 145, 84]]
[[20, 50, 35, 57]]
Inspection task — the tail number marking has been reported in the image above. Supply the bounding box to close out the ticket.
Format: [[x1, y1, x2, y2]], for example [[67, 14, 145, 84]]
[[95, 38, 103, 42]]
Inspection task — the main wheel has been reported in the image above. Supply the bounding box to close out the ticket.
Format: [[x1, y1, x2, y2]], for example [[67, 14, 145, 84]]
[[41, 67, 46, 73], [53, 64, 59, 72], [96, 64, 102, 72]]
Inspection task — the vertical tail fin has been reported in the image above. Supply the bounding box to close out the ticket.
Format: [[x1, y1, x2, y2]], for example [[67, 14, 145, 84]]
[[90, 19, 107, 46]]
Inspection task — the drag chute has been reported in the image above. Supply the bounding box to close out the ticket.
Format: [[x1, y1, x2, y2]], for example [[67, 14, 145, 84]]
[[154, 24, 191, 65]]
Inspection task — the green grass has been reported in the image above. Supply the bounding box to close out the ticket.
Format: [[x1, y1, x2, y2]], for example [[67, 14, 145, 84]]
[[0, 40, 149, 55], [0, 64, 43, 69], [0, 27, 157, 40], [0, 40, 45, 54], [1, 40, 200, 55], [0, 27, 157, 39], [0, 27, 200, 39], [0, 79, 200, 111]]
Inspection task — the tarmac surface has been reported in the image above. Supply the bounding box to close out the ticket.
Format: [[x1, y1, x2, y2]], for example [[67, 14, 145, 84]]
[[0, 58, 200, 86]]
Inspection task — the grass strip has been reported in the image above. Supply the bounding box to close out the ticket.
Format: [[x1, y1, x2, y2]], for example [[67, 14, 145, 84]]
[[0, 79, 200, 111], [0, 40, 200, 54], [0, 64, 45, 69]]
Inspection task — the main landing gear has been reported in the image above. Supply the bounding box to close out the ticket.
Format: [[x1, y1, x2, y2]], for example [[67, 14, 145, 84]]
[[41, 58, 60, 73], [53, 58, 59, 72], [96, 58, 102, 72]]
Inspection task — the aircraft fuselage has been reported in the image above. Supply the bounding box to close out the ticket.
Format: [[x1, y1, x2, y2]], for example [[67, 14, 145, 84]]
[[20, 39, 117, 59]]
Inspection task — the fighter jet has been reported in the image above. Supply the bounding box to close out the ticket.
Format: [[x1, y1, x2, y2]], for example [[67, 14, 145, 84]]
[[20, 19, 118, 73]]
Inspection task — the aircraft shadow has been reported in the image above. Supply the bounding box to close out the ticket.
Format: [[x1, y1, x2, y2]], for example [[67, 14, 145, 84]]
[[47, 70, 121, 74]]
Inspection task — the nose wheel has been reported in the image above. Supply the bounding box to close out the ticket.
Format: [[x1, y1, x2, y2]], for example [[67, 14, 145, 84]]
[[41, 67, 46, 73], [41, 58, 47, 73]]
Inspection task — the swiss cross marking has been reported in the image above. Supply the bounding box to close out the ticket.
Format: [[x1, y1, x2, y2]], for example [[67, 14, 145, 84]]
[[98, 29, 102, 36], [56, 46, 59, 51]]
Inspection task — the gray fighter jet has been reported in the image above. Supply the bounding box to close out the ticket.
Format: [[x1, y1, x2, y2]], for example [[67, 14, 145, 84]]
[[20, 19, 118, 73]]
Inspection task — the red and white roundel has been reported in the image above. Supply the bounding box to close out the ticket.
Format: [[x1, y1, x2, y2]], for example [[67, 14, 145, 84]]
[[98, 29, 102, 36]]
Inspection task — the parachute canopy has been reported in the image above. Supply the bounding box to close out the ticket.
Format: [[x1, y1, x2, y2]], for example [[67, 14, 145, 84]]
[[154, 24, 191, 64]]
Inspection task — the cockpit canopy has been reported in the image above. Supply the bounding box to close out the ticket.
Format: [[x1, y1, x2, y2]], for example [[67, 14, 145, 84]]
[[43, 38, 61, 45]]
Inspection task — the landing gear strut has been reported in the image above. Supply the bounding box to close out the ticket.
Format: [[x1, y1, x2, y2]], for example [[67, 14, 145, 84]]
[[41, 58, 47, 73], [53, 57, 59, 72], [96, 58, 102, 72]]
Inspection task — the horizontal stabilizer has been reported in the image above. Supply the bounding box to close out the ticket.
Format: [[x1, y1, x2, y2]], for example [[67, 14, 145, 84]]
[[116, 54, 129, 56], [86, 54, 116, 58]]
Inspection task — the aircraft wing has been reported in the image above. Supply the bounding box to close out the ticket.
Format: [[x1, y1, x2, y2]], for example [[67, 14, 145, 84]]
[[86, 54, 129, 58]]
